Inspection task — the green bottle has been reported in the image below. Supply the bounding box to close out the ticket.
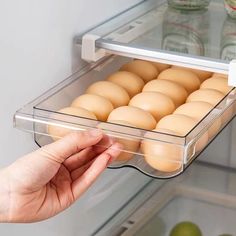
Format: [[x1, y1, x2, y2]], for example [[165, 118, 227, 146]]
[[221, 17, 236, 61]]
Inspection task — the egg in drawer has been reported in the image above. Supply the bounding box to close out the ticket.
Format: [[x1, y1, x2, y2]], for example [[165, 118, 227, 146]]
[[15, 56, 236, 178]]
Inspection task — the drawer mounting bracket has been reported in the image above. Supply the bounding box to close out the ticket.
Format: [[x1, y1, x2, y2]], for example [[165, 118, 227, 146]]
[[82, 34, 106, 62], [229, 60, 236, 87]]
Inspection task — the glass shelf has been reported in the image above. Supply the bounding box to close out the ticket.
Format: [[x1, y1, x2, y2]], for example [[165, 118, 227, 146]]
[[94, 162, 236, 236], [77, 0, 236, 74]]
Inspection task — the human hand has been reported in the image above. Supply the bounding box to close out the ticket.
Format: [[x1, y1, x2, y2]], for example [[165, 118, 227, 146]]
[[0, 130, 122, 223]]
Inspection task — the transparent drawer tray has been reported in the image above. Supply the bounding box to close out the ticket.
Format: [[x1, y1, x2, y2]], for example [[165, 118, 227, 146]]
[[14, 55, 236, 179]]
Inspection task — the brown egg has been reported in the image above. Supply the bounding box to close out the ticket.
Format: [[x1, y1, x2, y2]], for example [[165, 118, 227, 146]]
[[98, 120, 140, 161], [120, 60, 159, 83], [71, 94, 114, 122], [108, 106, 156, 130], [156, 114, 198, 135], [174, 101, 213, 120], [186, 88, 233, 130], [158, 68, 201, 94], [156, 114, 208, 153], [193, 131, 209, 153], [173, 101, 221, 138], [172, 66, 212, 82], [200, 77, 233, 95], [187, 89, 225, 106], [222, 106, 234, 125], [107, 71, 144, 97], [151, 62, 171, 72], [143, 79, 188, 107], [129, 92, 175, 122], [212, 73, 228, 79], [141, 128, 183, 173], [48, 107, 97, 141], [86, 81, 130, 108]]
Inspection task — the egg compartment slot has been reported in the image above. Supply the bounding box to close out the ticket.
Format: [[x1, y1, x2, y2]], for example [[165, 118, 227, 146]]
[[14, 55, 236, 179]]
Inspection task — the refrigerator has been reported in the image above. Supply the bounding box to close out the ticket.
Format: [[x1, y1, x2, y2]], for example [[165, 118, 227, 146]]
[[1, 0, 236, 235]]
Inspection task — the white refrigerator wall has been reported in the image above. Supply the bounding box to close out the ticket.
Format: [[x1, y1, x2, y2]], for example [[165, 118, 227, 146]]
[[0, 0, 142, 164], [0, 1, 152, 236]]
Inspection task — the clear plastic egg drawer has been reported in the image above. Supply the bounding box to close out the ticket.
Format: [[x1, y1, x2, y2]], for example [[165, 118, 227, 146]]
[[14, 56, 236, 179]]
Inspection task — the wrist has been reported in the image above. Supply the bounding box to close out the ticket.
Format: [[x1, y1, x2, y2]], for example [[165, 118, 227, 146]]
[[0, 168, 10, 223]]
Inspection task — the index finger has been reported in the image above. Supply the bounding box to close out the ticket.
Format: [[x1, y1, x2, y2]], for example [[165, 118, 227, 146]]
[[72, 142, 123, 200], [38, 129, 104, 164]]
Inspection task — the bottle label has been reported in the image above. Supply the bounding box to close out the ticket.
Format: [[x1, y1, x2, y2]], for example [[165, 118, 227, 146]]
[[162, 34, 204, 55], [221, 45, 236, 61], [225, 0, 236, 8], [225, 0, 236, 18]]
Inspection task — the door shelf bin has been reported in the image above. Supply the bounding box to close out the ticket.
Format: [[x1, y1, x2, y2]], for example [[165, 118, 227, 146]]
[[14, 56, 236, 179]]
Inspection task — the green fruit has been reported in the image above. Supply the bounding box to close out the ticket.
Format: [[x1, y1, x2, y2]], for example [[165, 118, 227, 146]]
[[170, 221, 202, 236]]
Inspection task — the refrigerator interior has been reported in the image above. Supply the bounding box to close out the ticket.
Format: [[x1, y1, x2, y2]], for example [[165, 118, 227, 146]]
[[2, 0, 236, 235]]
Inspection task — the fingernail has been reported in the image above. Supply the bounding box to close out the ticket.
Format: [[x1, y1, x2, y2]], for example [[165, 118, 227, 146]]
[[108, 142, 124, 164], [107, 136, 116, 144], [89, 129, 103, 137], [113, 142, 124, 150]]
